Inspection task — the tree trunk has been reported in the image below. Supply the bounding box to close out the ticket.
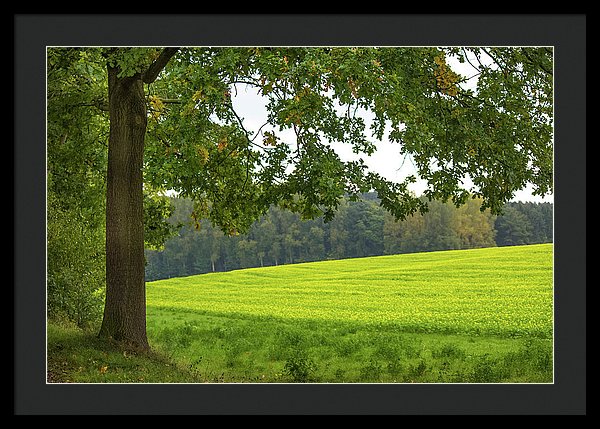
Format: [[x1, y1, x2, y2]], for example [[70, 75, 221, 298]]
[[98, 66, 149, 350]]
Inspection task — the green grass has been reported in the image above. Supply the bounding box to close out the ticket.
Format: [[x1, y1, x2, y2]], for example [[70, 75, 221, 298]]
[[145, 308, 552, 383], [47, 320, 204, 383], [145, 243, 553, 383], [147, 244, 553, 338], [48, 243, 553, 383]]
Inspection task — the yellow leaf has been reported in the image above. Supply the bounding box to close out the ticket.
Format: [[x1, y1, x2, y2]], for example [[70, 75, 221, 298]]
[[197, 146, 209, 164], [192, 90, 204, 101], [99, 365, 108, 374], [263, 131, 277, 146], [149, 95, 164, 111]]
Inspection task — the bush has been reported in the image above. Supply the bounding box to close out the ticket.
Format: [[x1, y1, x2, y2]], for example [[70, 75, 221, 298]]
[[283, 347, 316, 382], [432, 343, 466, 360], [47, 194, 106, 328], [467, 354, 504, 383], [386, 358, 404, 377], [359, 359, 383, 381], [501, 339, 553, 380], [409, 359, 428, 379]]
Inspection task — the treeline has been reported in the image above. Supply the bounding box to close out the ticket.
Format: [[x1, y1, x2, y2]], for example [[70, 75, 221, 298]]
[[145, 195, 553, 281]]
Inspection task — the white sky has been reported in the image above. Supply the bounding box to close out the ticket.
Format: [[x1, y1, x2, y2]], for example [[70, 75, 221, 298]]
[[229, 52, 553, 204]]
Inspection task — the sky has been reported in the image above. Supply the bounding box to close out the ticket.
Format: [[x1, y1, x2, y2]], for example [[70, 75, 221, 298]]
[[228, 54, 554, 204]]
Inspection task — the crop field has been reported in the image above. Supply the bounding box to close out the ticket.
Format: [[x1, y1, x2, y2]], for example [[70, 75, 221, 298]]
[[145, 243, 553, 383]]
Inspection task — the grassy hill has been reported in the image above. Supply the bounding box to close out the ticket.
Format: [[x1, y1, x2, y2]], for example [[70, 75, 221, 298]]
[[48, 243, 553, 383], [147, 243, 552, 337]]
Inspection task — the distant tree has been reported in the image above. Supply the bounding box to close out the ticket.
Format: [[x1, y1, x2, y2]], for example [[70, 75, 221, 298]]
[[304, 226, 326, 262], [383, 212, 403, 255], [208, 227, 224, 272], [455, 198, 497, 248], [144, 195, 551, 281], [493, 201, 553, 246], [344, 200, 385, 258], [238, 239, 258, 268], [283, 225, 302, 264], [383, 196, 496, 254], [495, 205, 532, 246], [254, 216, 279, 267], [420, 200, 461, 251], [383, 207, 426, 254], [523, 202, 553, 244], [220, 235, 240, 272], [327, 201, 350, 259], [539, 203, 553, 243]]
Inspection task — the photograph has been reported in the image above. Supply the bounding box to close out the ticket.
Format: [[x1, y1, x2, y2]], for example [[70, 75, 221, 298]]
[[13, 14, 586, 415], [46, 45, 555, 384]]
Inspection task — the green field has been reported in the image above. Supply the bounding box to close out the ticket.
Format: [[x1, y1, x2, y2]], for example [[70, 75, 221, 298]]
[[142, 243, 553, 383]]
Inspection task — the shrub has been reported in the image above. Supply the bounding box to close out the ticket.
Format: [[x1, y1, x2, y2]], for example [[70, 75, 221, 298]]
[[359, 359, 383, 381], [432, 343, 466, 360], [386, 358, 404, 377], [468, 354, 504, 383], [47, 195, 106, 328], [408, 359, 428, 379], [283, 347, 316, 382], [334, 337, 360, 357]]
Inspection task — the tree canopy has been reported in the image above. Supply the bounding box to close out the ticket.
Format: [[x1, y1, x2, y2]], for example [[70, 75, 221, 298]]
[[49, 47, 553, 231], [142, 47, 553, 233]]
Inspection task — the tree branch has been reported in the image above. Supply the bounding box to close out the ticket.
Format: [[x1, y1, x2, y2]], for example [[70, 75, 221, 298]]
[[142, 47, 179, 84], [521, 48, 553, 76], [227, 103, 274, 151], [74, 99, 109, 112], [481, 48, 509, 77], [157, 98, 182, 104], [462, 48, 481, 74]]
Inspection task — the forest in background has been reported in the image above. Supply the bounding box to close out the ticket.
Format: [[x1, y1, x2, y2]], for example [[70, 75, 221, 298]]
[[145, 194, 553, 281]]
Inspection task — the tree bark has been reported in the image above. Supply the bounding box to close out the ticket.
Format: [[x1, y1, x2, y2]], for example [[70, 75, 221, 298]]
[[98, 66, 149, 350], [96, 48, 178, 350]]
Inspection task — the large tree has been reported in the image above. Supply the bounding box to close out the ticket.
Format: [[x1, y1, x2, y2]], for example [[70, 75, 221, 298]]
[[47, 46, 553, 350]]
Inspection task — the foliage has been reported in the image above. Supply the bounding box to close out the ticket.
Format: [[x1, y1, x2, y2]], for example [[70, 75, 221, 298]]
[[417, 47, 554, 211], [47, 190, 106, 328], [143, 189, 180, 251], [47, 44, 554, 225], [132, 47, 553, 235], [495, 201, 553, 246]]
